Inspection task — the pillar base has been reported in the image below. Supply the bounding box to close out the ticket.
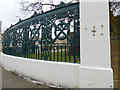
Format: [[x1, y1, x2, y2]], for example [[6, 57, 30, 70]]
[[79, 65, 113, 88]]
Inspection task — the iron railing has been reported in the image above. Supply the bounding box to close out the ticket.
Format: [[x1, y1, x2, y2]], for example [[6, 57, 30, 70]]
[[3, 2, 80, 63]]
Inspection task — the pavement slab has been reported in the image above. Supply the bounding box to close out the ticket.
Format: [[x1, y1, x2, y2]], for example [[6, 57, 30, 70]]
[[1, 65, 46, 88]]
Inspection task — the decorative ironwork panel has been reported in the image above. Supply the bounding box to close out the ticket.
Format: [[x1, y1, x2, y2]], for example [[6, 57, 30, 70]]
[[3, 2, 80, 63]]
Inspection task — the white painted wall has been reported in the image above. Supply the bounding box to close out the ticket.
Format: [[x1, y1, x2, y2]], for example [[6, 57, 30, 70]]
[[1, 53, 79, 88], [1, 53, 113, 88]]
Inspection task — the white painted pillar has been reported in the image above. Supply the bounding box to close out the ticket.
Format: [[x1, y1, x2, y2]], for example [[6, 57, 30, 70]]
[[79, 0, 114, 88]]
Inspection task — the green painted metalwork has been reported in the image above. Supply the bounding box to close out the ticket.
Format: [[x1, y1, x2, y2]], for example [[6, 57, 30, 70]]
[[3, 2, 80, 63]]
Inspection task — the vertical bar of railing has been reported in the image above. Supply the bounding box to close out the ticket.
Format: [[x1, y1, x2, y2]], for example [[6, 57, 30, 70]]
[[69, 45, 71, 62], [11, 47, 15, 56], [41, 44, 42, 60], [30, 45, 32, 58], [57, 43, 59, 61], [25, 46, 27, 58], [11, 47, 12, 56], [24, 44, 26, 58], [8, 47, 9, 55], [47, 44, 48, 60], [6, 47, 8, 54], [32, 45, 34, 59], [32, 45, 33, 59], [74, 45, 76, 63], [37, 46, 38, 59], [34, 45, 36, 59], [31, 46, 33, 59], [10, 47, 11, 55], [32, 45, 35, 59], [73, 18, 76, 63], [36, 46, 37, 59], [16, 47, 17, 56], [28, 46, 29, 58], [48, 45, 50, 60], [38, 46, 39, 59], [27, 46, 28, 58], [27, 46, 29, 58], [33, 43, 35, 59], [12, 47, 13, 55], [43, 46, 45, 60], [31, 46, 32, 59], [61, 46, 62, 62], [45, 45, 47, 60], [7, 47, 8, 55], [29, 45, 31, 58], [15, 47, 16, 56], [49, 45, 52, 61], [65, 44, 66, 62], [29, 46, 30, 58], [53, 46, 55, 61], [18, 47, 19, 57]]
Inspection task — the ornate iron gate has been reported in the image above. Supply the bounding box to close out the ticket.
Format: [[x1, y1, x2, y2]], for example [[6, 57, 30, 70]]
[[3, 2, 80, 63]]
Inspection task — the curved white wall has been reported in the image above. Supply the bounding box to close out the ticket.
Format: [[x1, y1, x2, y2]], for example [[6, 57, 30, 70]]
[[1, 53, 113, 88], [1, 53, 79, 88]]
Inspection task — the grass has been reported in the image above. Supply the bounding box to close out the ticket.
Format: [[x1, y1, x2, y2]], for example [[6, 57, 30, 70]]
[[22, 51, 80, 63]]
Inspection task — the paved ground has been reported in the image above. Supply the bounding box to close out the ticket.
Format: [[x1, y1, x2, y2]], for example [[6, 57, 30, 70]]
[[0, 52, 60, 89], [2, 67, 47, 88], [0, 53, 49, 88]]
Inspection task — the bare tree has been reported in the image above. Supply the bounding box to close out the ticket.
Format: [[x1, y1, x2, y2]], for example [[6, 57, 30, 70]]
[[19, 0, 79, 14], [20, 0, 55, 13], [110, 1, 120, 39], [110, 1, 120, 17]]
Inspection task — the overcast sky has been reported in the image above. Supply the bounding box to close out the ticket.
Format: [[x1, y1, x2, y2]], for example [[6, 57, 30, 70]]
[[0, 0, 23, 33], [0, 0, 72, 33], [0, 0, 39, 33]]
